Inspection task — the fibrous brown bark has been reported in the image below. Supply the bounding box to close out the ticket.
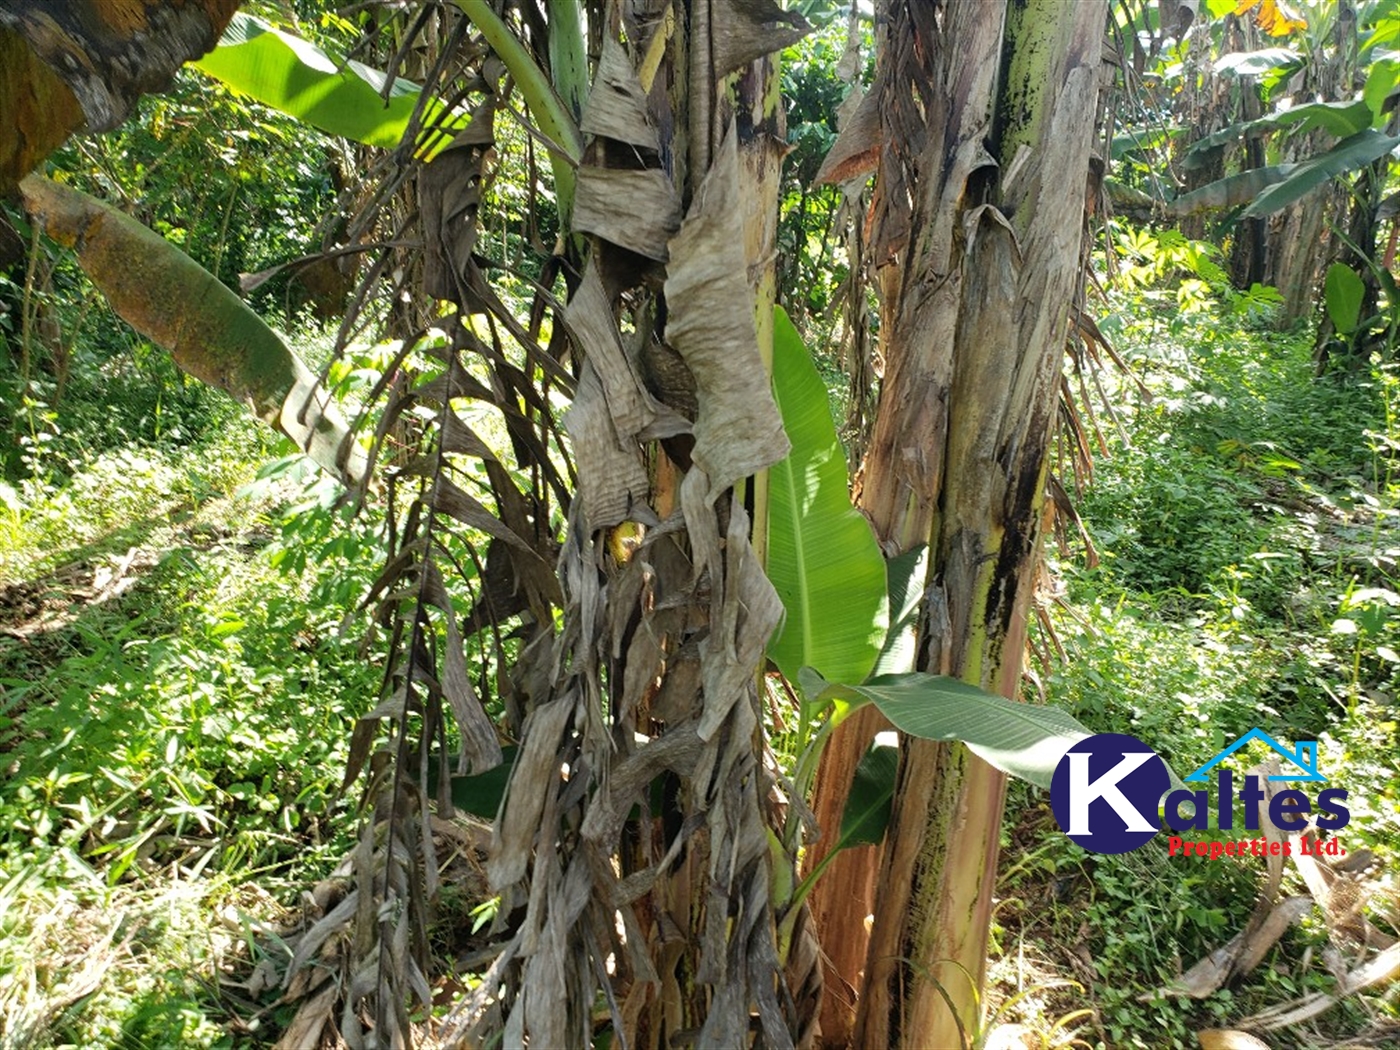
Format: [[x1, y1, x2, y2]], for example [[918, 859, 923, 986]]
[[446, 3, 818, 1048], [806, 2, 1109, 1046]]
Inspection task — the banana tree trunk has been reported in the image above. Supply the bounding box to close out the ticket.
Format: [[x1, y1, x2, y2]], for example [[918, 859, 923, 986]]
[[1266, 191, 1333, 327], [456, 3, 816, 1047], [807, 3, 1107, 1047]]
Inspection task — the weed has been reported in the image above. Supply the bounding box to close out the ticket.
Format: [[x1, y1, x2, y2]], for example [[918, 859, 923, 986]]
[[996, 301, 1400, 1049], [0, 411, 384, 1044]]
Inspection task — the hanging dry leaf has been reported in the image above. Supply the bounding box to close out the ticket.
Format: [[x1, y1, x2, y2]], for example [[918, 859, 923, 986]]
[[573, 167, 682, 261], [664, 126, 790, 497], [442, 608, 504, 775], [581, 33, 658, 151], [562, 266, 662, 439], [273, 981, 339, 1050], [487, 691, 574, 886], [814, 87, 881, 186], [562, 362, 653, 532], [420, 102, 495, 305], [710, 0, 810, 78]]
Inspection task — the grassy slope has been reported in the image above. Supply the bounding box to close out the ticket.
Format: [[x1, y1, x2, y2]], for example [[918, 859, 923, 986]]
[[0, 415, 384, 1048], [989, 307, 1400, 1050]]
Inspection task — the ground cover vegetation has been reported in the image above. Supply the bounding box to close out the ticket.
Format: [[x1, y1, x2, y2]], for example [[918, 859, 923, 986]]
[[0, 0, 1398, 1048]]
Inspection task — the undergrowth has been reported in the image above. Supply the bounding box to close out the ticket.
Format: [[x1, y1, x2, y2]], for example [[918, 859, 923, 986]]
[[4, 297, 1398, 1048], [991, 304, 1400, 1050], [0, 397, 383, 1047]]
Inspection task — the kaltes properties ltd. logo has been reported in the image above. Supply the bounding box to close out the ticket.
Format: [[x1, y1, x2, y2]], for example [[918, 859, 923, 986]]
[[1049, 729, 1350, 859]]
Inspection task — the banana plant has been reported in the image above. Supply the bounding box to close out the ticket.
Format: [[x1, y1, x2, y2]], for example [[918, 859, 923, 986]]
[[191, 0, 1099, 915], [1164, 4, 1400, 221], [763, 308, 1096, 899], [66, 6, 576, 487]]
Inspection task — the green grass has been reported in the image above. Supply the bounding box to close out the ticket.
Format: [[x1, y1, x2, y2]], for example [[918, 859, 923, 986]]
[[990, 304, 1400, 1050], [0, 413, 384, 1048]]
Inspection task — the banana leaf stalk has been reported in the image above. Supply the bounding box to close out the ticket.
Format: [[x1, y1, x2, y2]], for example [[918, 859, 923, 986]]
[[19, 175, 366, 485]]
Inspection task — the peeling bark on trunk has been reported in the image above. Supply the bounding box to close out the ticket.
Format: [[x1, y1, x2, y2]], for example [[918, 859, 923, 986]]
[[806, 702, 886, 1045], [861, 5, 1106, 1046], [807, 3, 1107, 1047]]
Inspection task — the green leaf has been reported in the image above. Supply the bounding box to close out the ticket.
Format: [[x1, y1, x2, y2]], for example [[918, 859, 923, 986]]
[[870, 545, 928, 678], [1215, 48, 1301, 78], [1168, 166, 1294, 215], [837, 738, 898, 850], [1109, 127, 1182, 160], [1365, 57, 1400, 125], [1324, 262, 1366, 334], [437, 746, 519, 818], [804, 670, 1092, 789], [767, 307, 887, 686], [1273, 100, 1375, 138], [1240, 130, 1400, 219], [1182, 116, 1278, 171], [1186, 101, 1376, 176], [1365, 13, 1400, 54], [193, 13, 461, 153]]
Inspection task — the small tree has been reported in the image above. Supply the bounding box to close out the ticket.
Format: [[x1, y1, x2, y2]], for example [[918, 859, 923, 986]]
[[806, 2, 1109, 1046]]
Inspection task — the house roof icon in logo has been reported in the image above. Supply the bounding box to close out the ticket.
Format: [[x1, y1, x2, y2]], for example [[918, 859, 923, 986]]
[[1182, 728, 1326, 783]]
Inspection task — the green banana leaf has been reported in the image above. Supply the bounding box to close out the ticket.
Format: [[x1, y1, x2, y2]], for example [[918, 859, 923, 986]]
[[1182, 116, 1278, 172], [19, 175, 366, 485], [782, 735, 898, 922], [801, 668, 1092, 789], [1168, 165, 1294, 215], [193, 12, 463, 154], [1109, 127, 1182, 160], [1241, 129, 1400, 219], [1364, 57, 1400, 128], [869, 545, 928, 678], [1214, 48, 1301, 78], [837, 736, 898, 849], [1183, 101, 1373, 172], [1324, 262, 1366, 335], [431, 746, 519, 819], [766, 307, 887, 686], [1273, 100, 1376, 138]]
